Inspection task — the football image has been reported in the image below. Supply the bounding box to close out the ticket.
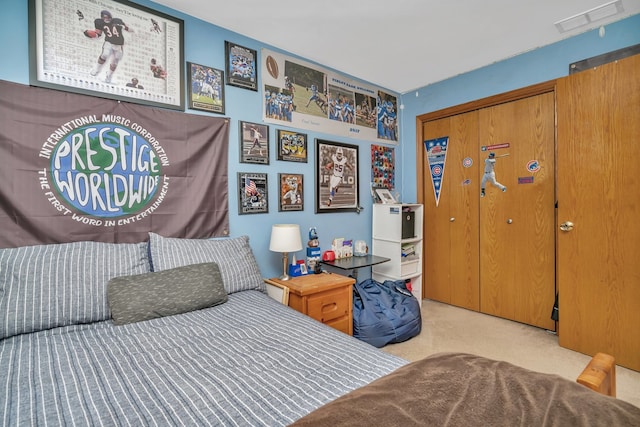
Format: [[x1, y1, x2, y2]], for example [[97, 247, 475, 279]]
[[266, 55, 278, 79]]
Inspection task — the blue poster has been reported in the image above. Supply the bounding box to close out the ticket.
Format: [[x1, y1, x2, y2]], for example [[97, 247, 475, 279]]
[[424, 136, 449, 207]]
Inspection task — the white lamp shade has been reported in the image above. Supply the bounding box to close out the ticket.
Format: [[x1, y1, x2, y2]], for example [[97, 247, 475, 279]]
[[269, 224, 303, 253]]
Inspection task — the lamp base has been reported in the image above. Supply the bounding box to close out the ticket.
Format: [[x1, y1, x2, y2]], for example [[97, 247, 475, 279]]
[[280, 252, 290, 281]]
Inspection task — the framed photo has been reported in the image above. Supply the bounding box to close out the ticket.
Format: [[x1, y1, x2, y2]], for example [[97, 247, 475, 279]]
[[375, 188, 397, 204], [238, 172, 268, 215], [371, 144, 395, 189], [315, 139, 360, 213], [225, 41, 258, 91], [239, 121, 269, 164], [277, 130, 308, 163], [187, 62, 225, 114], [278, 173, 304, 212], [299, 263, 308, 275], [28, 0, 185, 111]]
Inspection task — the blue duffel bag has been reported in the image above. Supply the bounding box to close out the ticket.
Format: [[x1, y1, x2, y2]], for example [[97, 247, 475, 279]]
[[352, 278, 421, 348]]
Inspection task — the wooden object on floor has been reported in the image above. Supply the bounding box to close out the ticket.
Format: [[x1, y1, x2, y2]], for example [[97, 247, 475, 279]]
[[577, 352, 616, 397]]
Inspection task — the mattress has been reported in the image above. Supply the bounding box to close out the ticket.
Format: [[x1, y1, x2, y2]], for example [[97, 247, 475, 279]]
[[0, 290, 407, 426]]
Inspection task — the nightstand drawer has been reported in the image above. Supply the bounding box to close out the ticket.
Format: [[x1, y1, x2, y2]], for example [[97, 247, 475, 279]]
[[307, 288, 349, 323], [324, 316, 350, 335]]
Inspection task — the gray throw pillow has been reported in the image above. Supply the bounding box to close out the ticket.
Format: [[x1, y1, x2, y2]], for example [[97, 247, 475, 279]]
[[108, 262, 227, 325]]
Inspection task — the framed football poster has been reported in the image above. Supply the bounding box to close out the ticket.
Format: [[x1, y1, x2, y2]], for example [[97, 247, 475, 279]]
[[239, 121, 269, 164], [277, 129, 307, 163], [29, 0, 185, 110], [238, 172, 268, 215], [225, 41, 258, 91], [315, 139, 359, 213], [187, 62, 225, 114], [278, 173, 303, 212]]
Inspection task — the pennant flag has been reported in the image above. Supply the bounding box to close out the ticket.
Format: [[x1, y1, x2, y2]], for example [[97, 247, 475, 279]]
[[424, 136, 449, 207]]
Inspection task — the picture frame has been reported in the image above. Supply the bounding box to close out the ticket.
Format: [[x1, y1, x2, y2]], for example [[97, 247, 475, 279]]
[[299, 263, 308, 275], [238, 172, 268, 215], [225, 41, 258, 91], [277, 130, 308, 162], [375, 188, 397, 204], [28, 0, 185, 111], [315, 139, 360, 213], [371, 144, 395, 189], [187, 62, 225, 114], [278, 173, 304, 212], [239, 121, 269, 164]]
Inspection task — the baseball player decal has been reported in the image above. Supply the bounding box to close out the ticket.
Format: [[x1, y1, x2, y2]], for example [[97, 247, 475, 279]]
[[481, 152, 509, 197]]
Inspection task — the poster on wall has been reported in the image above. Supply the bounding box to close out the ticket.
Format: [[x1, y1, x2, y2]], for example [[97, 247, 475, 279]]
[[278, 173, 303, 212], [262, 48, 399, 144], [187, 62, 225, 114], [0, 81, 229, 248], [225, 41, 258, 91], [371, 144, 395, 190], [28, 0, 184, 110], [425, 136, 449, 207], [315, 139, 360, 213], [238, 172, 268, 215]]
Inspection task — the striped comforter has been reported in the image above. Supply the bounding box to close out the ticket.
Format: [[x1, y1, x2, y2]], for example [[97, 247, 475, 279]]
[[1, 290, 407, 426]]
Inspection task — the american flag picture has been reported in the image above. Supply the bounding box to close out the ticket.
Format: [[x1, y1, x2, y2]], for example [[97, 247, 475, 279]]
[[238, 172, 268, 214], [245, 177, 257, 195]]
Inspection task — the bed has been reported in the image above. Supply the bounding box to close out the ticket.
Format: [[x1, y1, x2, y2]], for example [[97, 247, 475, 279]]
[[0, 234, 407, 426], [2, 233, 639, 426]]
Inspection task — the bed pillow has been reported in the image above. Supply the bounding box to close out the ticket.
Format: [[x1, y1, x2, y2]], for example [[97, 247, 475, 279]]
[[148, 233, 265, 294], [108, 262, 227, 325], [0, 241, 150, 339]]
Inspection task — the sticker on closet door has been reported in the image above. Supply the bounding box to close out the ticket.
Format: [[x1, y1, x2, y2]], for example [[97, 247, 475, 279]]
[[526, 160, 540, 173]]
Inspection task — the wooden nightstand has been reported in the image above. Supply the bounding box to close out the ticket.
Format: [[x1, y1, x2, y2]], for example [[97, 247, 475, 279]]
[[264, 273, 354, 335]]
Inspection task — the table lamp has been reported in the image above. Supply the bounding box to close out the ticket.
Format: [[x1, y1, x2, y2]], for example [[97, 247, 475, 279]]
[[269, 224, 303, 280]]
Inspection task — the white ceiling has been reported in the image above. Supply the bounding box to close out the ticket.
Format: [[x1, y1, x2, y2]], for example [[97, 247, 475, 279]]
[[152, 0, 640, 94]]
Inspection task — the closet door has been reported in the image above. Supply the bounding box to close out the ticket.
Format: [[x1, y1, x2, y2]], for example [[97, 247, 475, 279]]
[[422, 111, 480, 310], [557, 55, 640, 371], [478, 93, 556, 331]]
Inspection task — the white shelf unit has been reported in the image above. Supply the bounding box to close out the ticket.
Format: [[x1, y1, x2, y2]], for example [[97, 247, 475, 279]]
[[372, 203, 423, 306]]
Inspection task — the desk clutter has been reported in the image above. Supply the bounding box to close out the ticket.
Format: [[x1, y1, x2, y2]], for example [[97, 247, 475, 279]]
[[305, 227, 369, 275]]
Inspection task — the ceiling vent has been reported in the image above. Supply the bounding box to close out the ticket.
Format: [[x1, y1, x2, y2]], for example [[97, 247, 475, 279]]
[[555, 0, 624, 33]]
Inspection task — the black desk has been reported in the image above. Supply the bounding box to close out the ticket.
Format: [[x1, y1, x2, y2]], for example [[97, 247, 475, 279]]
[[320, 254, 390, 280]]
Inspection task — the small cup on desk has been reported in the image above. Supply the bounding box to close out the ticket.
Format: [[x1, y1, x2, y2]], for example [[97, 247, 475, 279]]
[[322, 250, 335, 261]]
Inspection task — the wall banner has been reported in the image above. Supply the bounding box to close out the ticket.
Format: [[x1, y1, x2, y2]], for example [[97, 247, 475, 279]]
[[261, 49, 399, 144], [0, 80, 229, 248], [425, 136, 449, 207]]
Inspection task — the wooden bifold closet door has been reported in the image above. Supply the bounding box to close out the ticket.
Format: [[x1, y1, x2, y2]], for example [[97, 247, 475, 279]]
[[422, 111, 480, 311], [421, 91, 556, 331]]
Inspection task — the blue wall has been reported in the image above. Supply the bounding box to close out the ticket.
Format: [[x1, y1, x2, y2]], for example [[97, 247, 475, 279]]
[[398, 14, 640, 202], [0, 0, 397, 279], [1, 0, 639, 279]]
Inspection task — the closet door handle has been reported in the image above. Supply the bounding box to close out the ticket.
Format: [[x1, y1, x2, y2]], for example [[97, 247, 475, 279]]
[[560, 221, 574, 232], [450, 217, 455, 222]]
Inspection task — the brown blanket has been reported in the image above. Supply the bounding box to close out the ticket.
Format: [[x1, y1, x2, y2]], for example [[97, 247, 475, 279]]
[[290, 352, 640, 427]]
